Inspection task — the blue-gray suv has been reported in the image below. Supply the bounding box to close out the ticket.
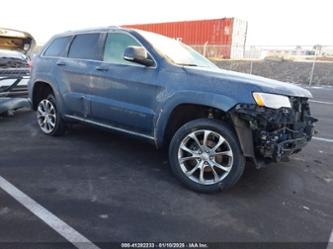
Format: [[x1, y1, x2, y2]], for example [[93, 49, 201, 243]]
[[28, 27, 317, 192]]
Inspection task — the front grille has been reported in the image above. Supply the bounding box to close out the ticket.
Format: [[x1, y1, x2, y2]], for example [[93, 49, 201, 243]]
[[0, 68, 30, 77], [0, 85, 28, 97], [0, 85, 27, 92], [0, 71, 29, 97]]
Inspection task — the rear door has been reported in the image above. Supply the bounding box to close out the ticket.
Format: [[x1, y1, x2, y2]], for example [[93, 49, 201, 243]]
[[39, 36, 72, 100], [58, 33, 104, 118], [89, 31, 161, 136]]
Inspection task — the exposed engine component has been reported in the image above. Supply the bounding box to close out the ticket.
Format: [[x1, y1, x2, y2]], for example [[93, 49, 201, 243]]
[[233, 97, 317, 163]]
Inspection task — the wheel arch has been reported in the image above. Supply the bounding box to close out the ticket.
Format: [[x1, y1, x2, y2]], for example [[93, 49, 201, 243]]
[[154, 91, 238, 147], [31, 80, 57, 110]]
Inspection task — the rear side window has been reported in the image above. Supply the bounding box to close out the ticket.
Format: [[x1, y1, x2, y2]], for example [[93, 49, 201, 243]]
[[103, 32, 141, 64], [68, 33, 101, 60], [44, 37, 71, 57]]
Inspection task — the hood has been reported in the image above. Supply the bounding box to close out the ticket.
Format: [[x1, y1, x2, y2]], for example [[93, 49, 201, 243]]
[[0, 28, 35, 55], [0, 49, 29, 68], [184, 66, 313, 98]]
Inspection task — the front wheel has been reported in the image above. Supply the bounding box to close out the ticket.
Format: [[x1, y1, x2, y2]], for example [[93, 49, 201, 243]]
[[36, 94, 65, 136], [169, 119, 245, 193]]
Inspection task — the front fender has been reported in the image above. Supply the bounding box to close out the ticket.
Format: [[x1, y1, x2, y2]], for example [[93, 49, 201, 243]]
[[154, 91, 238, 146]]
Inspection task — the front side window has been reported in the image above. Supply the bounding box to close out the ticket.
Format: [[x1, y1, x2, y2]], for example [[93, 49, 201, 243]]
[[44, 36, 71, 57], [103, 32, 142, 64], [68, 33, 101, 60]]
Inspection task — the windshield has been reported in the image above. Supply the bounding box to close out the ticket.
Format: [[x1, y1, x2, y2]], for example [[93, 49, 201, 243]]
[[137, 30, 218, 68]]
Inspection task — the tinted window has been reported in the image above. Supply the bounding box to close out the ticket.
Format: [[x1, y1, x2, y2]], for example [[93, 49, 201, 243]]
[[44, 37, 71, 57], [103, 33, 141, 64], [68, 33, 101, 60]]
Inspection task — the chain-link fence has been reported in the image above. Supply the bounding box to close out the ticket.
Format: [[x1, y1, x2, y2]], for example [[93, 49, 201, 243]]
[[190, 45, 333, 86]]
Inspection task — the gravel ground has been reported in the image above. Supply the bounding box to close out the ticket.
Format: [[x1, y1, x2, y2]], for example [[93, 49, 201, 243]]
[[214, 60, 333, 85]]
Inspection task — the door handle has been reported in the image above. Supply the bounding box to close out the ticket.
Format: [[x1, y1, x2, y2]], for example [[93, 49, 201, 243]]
[[56, 61, 66, 66], [95, 66, 109, 72]]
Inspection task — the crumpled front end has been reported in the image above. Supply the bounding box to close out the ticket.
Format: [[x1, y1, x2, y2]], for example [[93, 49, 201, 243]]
[[0, 28, 34, 114], [232, 97, 317, 164], [0, 68, 30, 114]]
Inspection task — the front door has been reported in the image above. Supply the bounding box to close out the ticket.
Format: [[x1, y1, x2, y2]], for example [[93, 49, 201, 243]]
[[89, 31, 161, 136]]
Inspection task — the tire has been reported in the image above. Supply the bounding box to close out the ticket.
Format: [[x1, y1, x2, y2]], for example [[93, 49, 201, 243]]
[[36, 94, 65, 136], [169, 118, 245, 193]]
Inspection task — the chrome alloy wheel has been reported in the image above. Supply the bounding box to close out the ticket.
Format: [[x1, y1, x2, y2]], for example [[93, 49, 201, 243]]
[[37, 99, 57, 134], [178, 129, 234, 185]]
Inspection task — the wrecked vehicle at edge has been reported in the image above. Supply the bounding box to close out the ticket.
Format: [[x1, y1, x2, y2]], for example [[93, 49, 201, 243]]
[[29, 28, 317, 192], [0, 28, 35, 114]]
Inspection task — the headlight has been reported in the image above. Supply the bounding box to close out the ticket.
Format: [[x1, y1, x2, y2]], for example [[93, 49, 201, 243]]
[[252, 92, 291, 109]]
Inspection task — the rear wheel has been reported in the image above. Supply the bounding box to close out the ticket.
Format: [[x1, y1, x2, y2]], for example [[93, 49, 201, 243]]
[[36, 94, 65, 136], [169, 119, 245, 192]]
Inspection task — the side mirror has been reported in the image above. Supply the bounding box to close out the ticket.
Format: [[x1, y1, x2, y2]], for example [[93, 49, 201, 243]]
[[124, 46, 155, 67]]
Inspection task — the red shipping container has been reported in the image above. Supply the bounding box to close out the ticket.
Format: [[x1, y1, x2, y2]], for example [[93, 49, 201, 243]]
[[122, 18, 247, 59]]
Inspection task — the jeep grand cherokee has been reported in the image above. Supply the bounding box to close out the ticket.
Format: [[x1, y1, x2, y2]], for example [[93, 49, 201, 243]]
[[28, 27, 317, 192]]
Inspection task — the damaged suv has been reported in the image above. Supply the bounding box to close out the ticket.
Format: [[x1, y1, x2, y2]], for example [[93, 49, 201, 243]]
[[29, 27, 317, 192], [0, 28, 35, 114]]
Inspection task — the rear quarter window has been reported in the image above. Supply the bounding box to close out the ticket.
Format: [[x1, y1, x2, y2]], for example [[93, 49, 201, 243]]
[[68, 33, 101, 60], [43, 36, 71, 57]]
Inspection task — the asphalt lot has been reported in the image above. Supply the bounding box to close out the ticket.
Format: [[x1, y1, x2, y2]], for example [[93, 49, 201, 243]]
[[0, 85, 332, 249]]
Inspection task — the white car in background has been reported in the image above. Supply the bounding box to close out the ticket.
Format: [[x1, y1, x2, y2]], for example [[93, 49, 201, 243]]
[[0, 49, 30, 97], [0, 28, 35, 114]]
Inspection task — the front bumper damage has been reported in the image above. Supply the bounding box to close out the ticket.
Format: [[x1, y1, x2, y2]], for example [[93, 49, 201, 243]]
[[231, 97, 318, 166], [0, 97, 30, 114], [0, 27, 34, 115], [0, 71, 30, 115]]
